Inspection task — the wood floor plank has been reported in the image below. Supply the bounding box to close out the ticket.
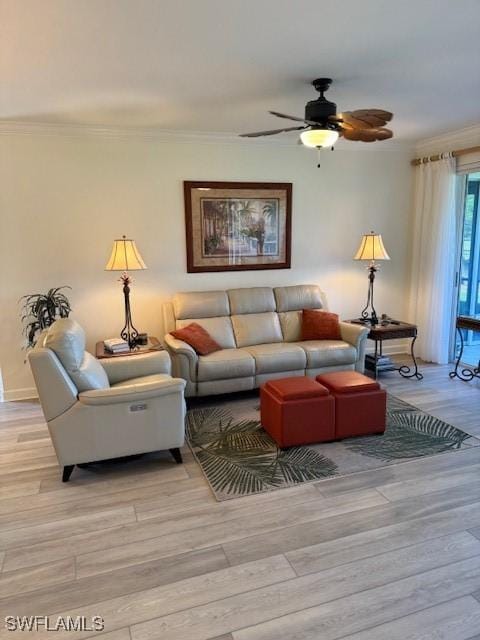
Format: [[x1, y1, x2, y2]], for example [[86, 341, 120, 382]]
[[231, 555, 480, 639], [7, 555, 294, 640], [2, 488, 213, 571], [0, 506, 136, 552], [376, 462, 480, 502], [0, 480, 40, 500], [286, 500, 480, 576], [129, 532, 480, 640], [0, 467, 191, 518], [135, 480, 320, 522], [2, 484, 313, 573], [75, 489, 387, 579], [84, 630, 131, 640], [316, 445, 480, 497], [16, 430, 51, 443], [0, 557, 74, 599], [334, 595, 480, 640], [224, 481, 480, 566], [0, 547, 228, 618]]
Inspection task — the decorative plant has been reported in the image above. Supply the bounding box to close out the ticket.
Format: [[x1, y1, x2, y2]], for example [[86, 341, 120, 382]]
[[20, 286, 72, 348]]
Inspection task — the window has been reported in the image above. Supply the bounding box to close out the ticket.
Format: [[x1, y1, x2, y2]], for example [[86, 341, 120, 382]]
[[456, 171, 480, 365]]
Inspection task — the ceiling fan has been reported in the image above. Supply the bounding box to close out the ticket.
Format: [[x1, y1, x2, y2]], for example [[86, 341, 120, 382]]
[[240, 78, 393, 165]]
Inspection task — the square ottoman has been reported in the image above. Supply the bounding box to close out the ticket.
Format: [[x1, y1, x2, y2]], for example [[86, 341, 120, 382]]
[[260, 376, 335, 448], [316, 371, 386, 439]]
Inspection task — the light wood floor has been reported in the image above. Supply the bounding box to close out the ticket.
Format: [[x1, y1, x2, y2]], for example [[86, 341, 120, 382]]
[[1, 361, 480, 639]]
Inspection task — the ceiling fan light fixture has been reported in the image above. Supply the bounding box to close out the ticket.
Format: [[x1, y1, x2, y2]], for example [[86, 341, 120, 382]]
[[300, 127, 339, 148]]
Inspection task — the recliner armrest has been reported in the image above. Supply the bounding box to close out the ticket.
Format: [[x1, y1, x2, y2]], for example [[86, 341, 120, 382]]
[[78, 377, 186, 406], [339, 321, 369, 348], [100, 350, 172, 384]]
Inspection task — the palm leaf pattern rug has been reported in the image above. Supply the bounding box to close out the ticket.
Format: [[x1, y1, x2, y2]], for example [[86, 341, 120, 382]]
[[186, 394, 479, 500]]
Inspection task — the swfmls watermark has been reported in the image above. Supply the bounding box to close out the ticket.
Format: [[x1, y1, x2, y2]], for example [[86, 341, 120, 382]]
[[4, 616, 105, 632]]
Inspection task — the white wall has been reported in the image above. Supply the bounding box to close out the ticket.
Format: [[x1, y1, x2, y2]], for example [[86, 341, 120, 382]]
[[0, 129, 413, 399]]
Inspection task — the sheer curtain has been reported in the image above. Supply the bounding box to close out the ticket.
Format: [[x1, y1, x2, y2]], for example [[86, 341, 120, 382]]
[[408, 153, 457, 364]]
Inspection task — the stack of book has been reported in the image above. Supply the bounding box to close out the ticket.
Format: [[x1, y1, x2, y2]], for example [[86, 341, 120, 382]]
[[103, 338, 130, 354], [365, 353, 395, 372]]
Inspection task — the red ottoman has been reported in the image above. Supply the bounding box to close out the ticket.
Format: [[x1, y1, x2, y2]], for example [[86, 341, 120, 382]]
[[260, 377, 335, 448], [316, 371, 386, 439]]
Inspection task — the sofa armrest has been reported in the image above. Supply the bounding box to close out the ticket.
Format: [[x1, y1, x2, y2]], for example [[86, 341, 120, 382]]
[[164, 334, 198, 378], [339, 321, 369, 347], [78, 377, 186, 406], [339, 321, 369, 373], [100, 350, 171, 384]]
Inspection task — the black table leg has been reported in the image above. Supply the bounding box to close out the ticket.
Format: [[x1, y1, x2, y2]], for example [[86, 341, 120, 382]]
[[398, 334, 423, 380], [449, 327, 480, 381]]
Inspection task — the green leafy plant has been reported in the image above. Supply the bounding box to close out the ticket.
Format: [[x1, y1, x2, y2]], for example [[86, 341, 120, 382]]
[[20, 286, 72, 348]]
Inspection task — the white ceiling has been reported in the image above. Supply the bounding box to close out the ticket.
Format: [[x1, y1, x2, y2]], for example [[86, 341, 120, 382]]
[[1, 0, 479, 141]]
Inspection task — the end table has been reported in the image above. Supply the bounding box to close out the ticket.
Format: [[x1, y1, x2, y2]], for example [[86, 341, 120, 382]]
[[346, 320, 423, 381], [96, 336, 163, 359]]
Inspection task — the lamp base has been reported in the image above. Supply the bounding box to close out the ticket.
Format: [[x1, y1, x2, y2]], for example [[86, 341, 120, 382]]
[[120, 273, 140, 349], [360, 312, 379, 326]]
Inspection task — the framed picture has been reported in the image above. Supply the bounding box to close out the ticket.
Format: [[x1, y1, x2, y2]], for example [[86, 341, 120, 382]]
[[184, 181, 292, 272]]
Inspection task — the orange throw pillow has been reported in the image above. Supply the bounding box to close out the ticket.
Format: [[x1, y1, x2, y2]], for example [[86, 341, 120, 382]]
[[171, 322, 221, 355], [301, 309, 342, 341]]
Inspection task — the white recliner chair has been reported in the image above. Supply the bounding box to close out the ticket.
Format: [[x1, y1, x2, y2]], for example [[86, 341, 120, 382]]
[[28, 318, 186, 482]]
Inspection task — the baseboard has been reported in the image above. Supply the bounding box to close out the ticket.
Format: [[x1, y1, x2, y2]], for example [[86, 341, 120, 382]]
[[2, 387, 38, 402]]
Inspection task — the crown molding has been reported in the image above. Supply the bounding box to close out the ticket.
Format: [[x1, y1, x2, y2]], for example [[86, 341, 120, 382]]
[[415, 123, 480, 156], [0, 119, 412, 150]]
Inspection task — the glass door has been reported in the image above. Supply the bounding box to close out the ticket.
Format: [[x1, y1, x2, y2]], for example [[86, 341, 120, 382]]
[[456, 172, 480, 365]]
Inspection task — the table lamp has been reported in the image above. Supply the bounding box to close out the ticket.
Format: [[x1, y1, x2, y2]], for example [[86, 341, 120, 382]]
[[354, 231, 390, 325], [105, 235, 147, 348]]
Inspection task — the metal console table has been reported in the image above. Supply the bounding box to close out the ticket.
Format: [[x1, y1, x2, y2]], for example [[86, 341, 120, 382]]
[[346, 320, 423, 380], [449, 316, 480, 382]]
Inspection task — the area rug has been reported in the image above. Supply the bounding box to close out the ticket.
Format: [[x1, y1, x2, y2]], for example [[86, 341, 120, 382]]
[[186, 394, 480, 500]]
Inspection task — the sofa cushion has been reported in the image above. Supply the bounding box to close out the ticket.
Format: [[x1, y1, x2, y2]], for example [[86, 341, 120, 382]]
[[278, 310, 302, 342], [295, 340, 357, 368], [171, 322, 221, 355], [176, 317, 236, 349], [231, 312, 283, 348], [274, 285, 325, 312], [44, 318, 110, 392], [197, 349, 255, 382], [173, 290, 230, 320], [301, 309, 342, 341], [228, 287, 276, 315], [244, 343, 306, 374]]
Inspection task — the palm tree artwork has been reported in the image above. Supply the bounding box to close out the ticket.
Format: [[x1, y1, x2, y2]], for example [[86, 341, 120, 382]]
[[202, 198, 278, 258]]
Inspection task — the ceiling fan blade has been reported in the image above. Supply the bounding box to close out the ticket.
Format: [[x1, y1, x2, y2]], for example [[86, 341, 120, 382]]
[[332, 109, 393, 129], [269, 110, 310, 123], [239, 125, 306, 138], [342, 127, 393, 142]]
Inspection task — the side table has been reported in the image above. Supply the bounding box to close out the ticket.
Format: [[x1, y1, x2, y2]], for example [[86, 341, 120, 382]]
[[346, 320, 423, 381], [96, 336, 163, 359], [449, 316, 480, 382]]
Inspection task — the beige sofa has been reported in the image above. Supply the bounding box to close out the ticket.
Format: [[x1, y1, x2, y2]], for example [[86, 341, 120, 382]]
[[163, 284, 369, 397]]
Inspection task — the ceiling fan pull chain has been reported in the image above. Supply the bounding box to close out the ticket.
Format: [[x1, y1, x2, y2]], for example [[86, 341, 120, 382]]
[[317, 147, 321, 168]]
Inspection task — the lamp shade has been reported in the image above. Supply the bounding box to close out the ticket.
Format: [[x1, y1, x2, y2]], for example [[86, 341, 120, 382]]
[[300, 128, 339, 148], [105, 236, 147, 271], [354, 232, 390, 261]]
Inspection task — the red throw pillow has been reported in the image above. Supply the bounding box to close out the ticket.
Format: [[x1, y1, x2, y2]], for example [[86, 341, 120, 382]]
[[301, 309, 342, 341], [171, 322, 221, 355]]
